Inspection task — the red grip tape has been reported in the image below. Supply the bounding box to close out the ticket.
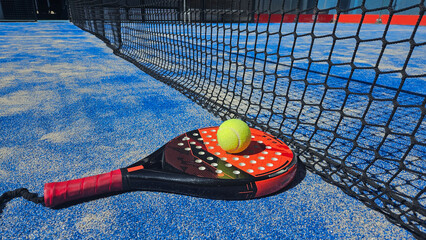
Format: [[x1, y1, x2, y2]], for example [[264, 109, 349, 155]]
[[44, 169, 123, 208]]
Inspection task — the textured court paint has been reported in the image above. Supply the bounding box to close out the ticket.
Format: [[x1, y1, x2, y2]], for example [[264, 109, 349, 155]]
[[0, 22, 416, 239]]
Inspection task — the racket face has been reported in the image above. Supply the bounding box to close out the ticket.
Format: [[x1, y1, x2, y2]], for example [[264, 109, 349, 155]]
[[163, 127, 295, 180]]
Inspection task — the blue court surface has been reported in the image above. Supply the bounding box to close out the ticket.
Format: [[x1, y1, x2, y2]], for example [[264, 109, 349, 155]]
[[0, 22, 420, 239]]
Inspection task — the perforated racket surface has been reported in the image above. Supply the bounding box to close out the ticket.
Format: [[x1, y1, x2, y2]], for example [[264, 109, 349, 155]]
[[44, 127, 297, 207]]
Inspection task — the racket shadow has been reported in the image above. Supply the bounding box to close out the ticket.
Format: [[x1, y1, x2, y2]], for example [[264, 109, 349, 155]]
[[259, 158, 307, 198]]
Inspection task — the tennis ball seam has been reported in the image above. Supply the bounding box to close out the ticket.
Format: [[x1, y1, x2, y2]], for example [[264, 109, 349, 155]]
[[226, 127, 241, 152]]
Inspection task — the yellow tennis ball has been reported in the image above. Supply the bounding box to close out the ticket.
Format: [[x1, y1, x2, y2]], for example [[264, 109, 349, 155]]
[[217, 119, 251, 153]]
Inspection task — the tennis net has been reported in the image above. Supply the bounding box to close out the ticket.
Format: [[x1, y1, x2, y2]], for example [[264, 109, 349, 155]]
[[67, 0, 425, 237]]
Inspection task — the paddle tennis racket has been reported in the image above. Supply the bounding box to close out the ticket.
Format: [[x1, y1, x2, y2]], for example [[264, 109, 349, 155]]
[[40, 127, 297, 207]]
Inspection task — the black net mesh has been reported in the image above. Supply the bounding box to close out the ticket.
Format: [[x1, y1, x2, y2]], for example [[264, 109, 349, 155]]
[[67, 0, 425, 237]]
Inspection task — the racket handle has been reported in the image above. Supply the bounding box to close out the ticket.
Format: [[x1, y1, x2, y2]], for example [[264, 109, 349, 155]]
[[44, 169, 123, 208]]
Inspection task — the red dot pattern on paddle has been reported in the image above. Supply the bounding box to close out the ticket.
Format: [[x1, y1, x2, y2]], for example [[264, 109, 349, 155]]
[[197, 127, 294, 177]]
